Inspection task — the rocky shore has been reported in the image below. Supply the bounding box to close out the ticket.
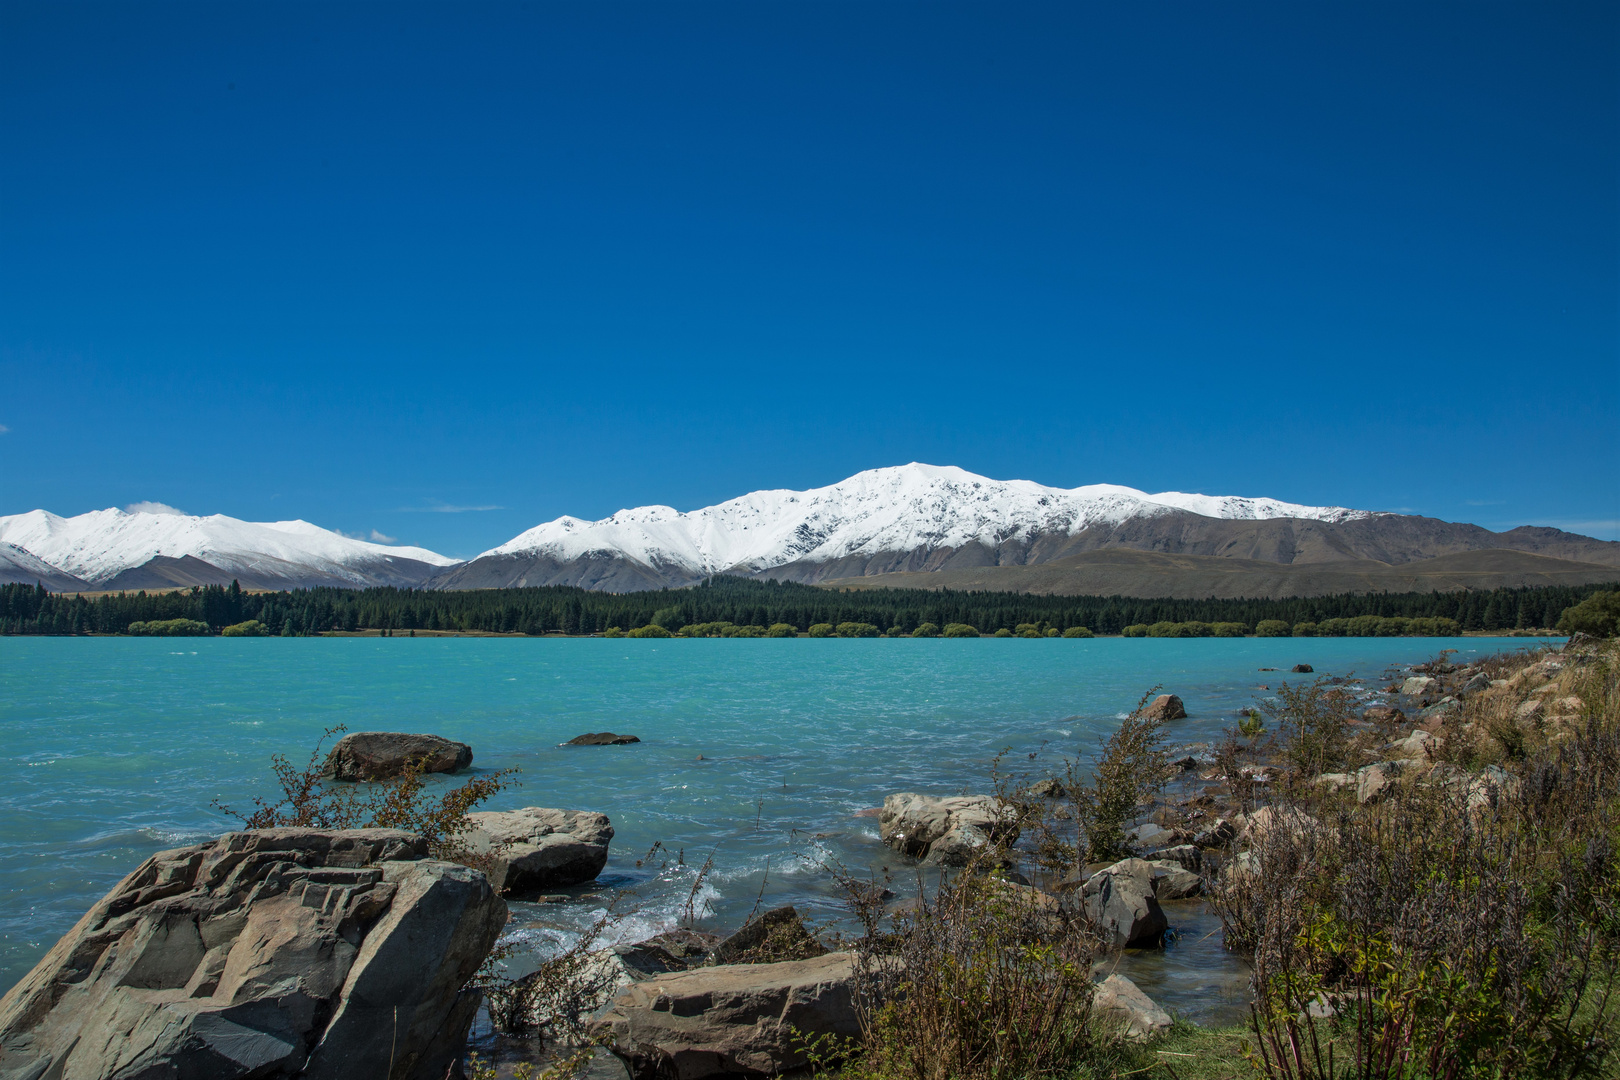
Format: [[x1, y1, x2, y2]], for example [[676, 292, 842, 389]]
[[2, 635, 1606, 1079]]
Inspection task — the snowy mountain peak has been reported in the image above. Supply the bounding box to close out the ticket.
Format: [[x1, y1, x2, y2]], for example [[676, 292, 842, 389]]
[[0, 506, 458, 588], [482, 463, 1375, 577]]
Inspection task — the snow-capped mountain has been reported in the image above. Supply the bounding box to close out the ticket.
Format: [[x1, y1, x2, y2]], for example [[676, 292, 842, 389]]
[[0, 507, 460, 590], [432, 463, 1385, 591]]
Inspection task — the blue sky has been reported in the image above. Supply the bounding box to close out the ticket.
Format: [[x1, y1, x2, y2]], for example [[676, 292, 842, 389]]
[[2, 1, 1615, 558]]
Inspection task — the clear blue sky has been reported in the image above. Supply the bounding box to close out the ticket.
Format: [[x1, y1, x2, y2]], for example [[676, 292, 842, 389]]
[[2, 1, 1615, 558]]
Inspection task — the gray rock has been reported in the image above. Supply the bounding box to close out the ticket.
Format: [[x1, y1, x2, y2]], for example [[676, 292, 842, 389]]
[[320, 731, 473, 781], [565, 733, 640, 746], [591, 953, 860, 1079], [0, 829, 506, 1080], [1356, 760, 1411, 804], [1384, 729, 1437, 760], [1030, 777, 1067, 799], [1093, 973, 1172, 1039], [1144, 844, 1202, 874], [879, 793, 1017, 866], [1146, 860, 1202, 900], [463, 807, 613, 898], [1126, 822, 1179, 851], [1291, 664, 1314, 673], [1082, 861, 1167, 948], [1400, 676, 1435, 697], [1461, 672, 1491, 695]]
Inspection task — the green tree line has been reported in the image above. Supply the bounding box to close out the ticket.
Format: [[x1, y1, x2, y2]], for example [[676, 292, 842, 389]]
[[0, 576, 1612, 637]]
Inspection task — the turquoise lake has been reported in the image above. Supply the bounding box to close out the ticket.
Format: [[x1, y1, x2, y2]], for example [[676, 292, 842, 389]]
[[0, 635, 1558, 1020]]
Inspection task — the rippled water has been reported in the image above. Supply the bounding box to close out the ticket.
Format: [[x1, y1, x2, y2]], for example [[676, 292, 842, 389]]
[[0, 634, 1555, 1019]]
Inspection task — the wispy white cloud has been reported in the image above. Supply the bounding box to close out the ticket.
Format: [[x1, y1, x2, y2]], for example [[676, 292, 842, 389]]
[[369, 529, 398, 543], [394, 502, 505, 513], [0, 424, 9, 435], [125, 501, 186, 516]]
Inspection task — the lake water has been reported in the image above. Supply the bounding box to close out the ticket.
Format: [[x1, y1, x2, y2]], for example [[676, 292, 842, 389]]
[[0, 635, 1557, 1021]]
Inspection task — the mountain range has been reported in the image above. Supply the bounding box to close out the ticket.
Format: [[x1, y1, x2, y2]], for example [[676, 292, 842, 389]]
[[3, 464, 1617, 598]]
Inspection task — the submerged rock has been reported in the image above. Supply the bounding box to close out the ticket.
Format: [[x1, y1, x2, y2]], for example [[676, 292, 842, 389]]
[[0, 828, 506, 1080], [463, 807, 613, 898], [591, 953, 860, 1079], [566, 732, 641, 746], [320, 731, 473, 780]]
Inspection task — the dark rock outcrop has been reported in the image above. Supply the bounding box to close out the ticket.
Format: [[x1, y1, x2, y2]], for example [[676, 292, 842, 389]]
[[0, 828, 507, 1080], [1143, 694, 1187, 721], [711, 906, 827, 965], [1291, 664, 1314, 673], [320, 732, 472, 781], [566, 732, 641, 746]]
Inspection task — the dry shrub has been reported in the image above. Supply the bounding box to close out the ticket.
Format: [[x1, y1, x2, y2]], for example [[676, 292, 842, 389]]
[[1263, 678, 1358, 782], [216, 723, 519, 877], [836, 864, 1103, 1080], [1214, 647, 1620, 1080]]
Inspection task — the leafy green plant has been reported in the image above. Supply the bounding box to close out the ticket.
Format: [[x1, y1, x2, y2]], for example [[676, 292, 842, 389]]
[[220, 619, 268, 637], [911, 622, 941, 637], [1256, 619, 1292, 637], [837, 621, 881, 637], [127, 618, 211, 636], [1062, 625, 1093, 638], [808, 623, 836, 637], [1558, 589, 1620, 637], [627, 624, 672, 638], [766, 622, 797, 637], [942, 623, 979, 638]]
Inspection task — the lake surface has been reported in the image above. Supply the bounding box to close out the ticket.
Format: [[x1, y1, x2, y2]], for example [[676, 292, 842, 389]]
[[0, 635, 1556, 1021]]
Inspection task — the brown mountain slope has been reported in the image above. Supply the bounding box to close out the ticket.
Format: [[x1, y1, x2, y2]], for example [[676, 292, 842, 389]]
[[818, 548, 1620, 600]]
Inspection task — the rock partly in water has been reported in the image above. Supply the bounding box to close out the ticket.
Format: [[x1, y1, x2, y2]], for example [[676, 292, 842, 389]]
[[566, 733, 641, 746], [463, 807, 614, 899], [1400, 676, 1435, 698], [320, 731, 473, 781], [1093, 973, 1172, 1040], [1363, 704, 1406, 726], [1030, 777, 1067, 799], [1081, 861, 1168, 949], [1143, 694, 1187, 721], [591, 952, 860, 1079], [711, 905, 828, 966], [0, 828, 506, 1080], [1291, 664, 1314, 673], [879, 793, 1017, 866]]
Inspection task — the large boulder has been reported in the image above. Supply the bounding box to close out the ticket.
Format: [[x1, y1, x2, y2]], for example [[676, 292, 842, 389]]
[[320, 731, 472, 781], [1081, 861, 1167, 948], [463, 807, 613, 898], [0, 828, 507, 1080], [1143, 694, 1187, 721], [590, 952, 860, 1079], [879, 794, 1016, 866], [1093, 973, 1172, 1040]]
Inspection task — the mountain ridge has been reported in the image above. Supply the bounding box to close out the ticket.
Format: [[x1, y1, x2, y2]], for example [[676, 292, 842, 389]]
[[3, 464, 1616, 597]]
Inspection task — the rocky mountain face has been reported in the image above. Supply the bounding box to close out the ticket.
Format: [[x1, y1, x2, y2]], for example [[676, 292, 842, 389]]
[[433, 464, 1620, 593], [0, 507, 459, 591], [5, 466, 1614, 596]]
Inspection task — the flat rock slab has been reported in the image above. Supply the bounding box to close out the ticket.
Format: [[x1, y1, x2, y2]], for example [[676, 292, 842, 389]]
[[320, 731, 473, 781], [0, 828, 507, 1080], [464, 807, 614, 898], [591, 952, 859, 1079], [566, 733, 641, 746]]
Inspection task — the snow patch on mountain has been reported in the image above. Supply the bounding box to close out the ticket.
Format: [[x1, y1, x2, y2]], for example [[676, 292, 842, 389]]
[[0, 507, 459, 587], [484, 463, 1375, 576]]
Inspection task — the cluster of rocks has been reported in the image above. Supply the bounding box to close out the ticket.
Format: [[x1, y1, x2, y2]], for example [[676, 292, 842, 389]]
[[0, 829, 507, 1080]]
